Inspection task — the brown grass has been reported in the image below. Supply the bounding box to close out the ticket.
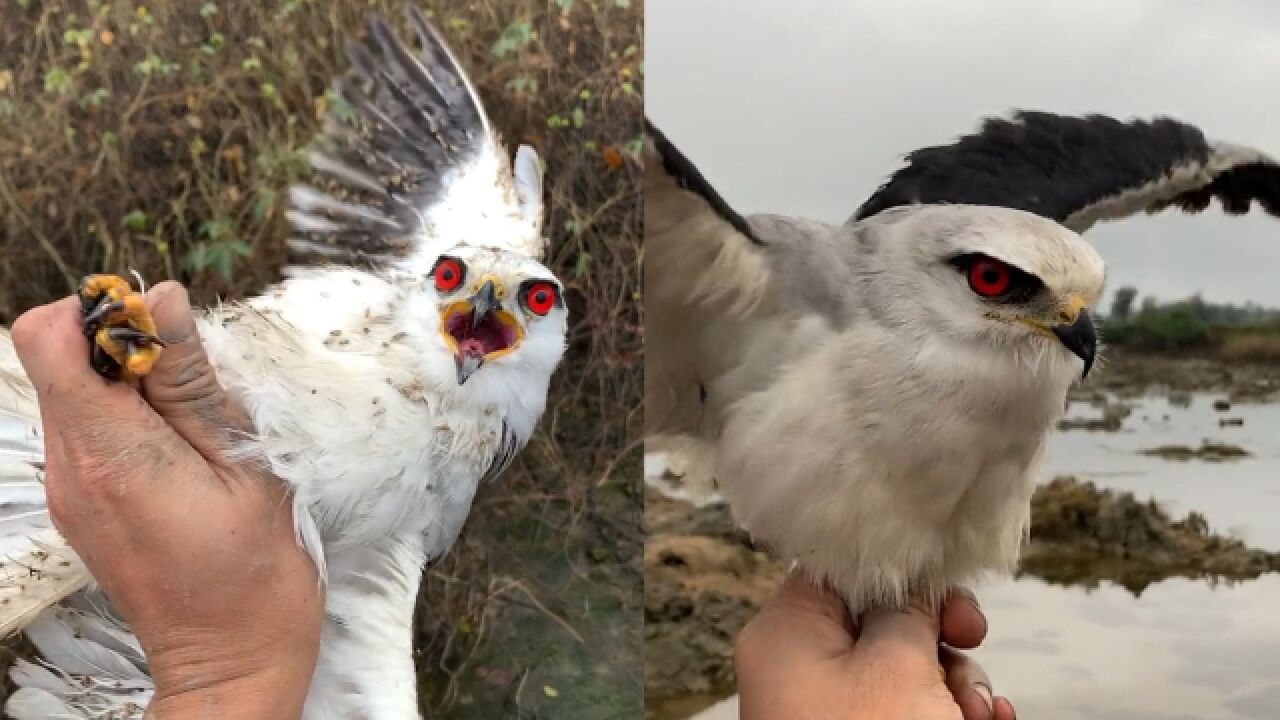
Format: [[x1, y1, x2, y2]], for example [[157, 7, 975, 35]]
[[0, 0, 641, 716], [1215, 333, 1280, 364]]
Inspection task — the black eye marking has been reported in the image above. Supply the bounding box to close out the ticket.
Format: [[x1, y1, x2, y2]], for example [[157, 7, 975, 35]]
[[948, 253, 1044, 304]]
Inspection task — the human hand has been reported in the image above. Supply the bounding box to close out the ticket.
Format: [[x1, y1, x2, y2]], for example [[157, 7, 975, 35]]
[[736, 573, 1015, 720], [11, 282, 322, 720]]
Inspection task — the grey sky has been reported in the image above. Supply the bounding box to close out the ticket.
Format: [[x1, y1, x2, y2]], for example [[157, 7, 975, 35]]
[[647, 0, 1280, 308]]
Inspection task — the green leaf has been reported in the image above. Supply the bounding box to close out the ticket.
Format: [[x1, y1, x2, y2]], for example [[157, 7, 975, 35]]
[[200, 217, 234, 241], [185, 242, 209, 271], [574, 252, 591, 277], [199, 2, 218, 18], [62, 28, 93, 46], [213, 249, 234, 280], [79, 87, 110, 108], [571, 107, 585, 128], [623, 133, 644, 158], [614, 0, 631, 7], [490, 20, 532, 59], [253, 188, 276, 220], [555, 0, 573, 9], [122, 210, 148, 231], [43, 68, 73, 94]]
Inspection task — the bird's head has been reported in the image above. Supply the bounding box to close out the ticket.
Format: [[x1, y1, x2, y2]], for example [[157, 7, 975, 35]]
[[419, 245, 567, 386], [864, 205, 1106, 379]]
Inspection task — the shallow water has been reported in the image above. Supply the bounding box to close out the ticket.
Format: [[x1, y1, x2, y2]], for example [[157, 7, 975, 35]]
[[975, 393, 1280, 719], [1052, 394, 1280, 549], [660, 393, 1280, 719]]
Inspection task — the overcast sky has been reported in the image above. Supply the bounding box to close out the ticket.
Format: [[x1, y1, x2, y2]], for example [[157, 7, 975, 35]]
[[647, 0, 1280, 309]]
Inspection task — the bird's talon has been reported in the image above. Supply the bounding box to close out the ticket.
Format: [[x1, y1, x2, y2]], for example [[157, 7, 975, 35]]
[[78, 274, 162, 382]]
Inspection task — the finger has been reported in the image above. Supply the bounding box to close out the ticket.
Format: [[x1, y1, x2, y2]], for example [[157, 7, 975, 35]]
[[941, 645, 994, 720], [994, 696, 1016, 720], [857, 596, 940, 661], [139, 282, 252, 461], [940, 586, 987, 650], [11, 297, 148, 427]]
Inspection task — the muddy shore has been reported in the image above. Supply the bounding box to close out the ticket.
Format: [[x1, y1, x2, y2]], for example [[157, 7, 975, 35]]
[[1072, 349, 1280, 402]]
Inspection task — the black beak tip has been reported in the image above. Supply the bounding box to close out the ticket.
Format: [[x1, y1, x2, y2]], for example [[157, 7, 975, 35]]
[[1051, 310, 1098, 381]]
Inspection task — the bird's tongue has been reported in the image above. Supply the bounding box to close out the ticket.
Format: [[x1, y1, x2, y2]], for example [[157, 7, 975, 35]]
[[458, 338, 487, 357]]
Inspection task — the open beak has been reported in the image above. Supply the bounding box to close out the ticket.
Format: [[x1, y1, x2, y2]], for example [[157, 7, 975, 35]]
[[1051, 308, 1097, 379], [441, 278, 522, 385]]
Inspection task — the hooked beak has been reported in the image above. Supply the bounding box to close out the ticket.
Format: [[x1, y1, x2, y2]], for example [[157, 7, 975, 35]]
[[441, 278, 522, 385], [469, 280, 497, 332], [455, 350, 483, 385], [1051, 308, 1097, 379]]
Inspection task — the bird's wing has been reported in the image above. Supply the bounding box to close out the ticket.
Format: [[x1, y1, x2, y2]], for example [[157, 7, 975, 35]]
[[853, 110, 1280, 233], [286, 8, 545, 275], [646, 121, 860, 496], [0, 331, 91, 638]]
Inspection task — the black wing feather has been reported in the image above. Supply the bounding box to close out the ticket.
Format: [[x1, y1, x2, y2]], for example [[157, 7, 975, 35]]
[[853, 110, 1280, 231], [645, 118, 762, 245], [286, 8, 492, 269]]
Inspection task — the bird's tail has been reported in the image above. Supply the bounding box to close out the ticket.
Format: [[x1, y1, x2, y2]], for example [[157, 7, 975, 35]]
[[5, 593, 153, 719]]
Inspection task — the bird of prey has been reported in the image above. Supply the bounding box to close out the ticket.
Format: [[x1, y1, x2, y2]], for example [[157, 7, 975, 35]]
[[645, 110, 1280, 613], [0, 10, 566, 719]]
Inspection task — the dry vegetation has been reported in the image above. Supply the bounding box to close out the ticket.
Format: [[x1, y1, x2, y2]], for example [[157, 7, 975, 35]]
[[0, 0, 641, 716]]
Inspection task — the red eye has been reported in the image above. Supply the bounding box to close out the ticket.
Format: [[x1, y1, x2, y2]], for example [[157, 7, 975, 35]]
[[524, 282, 557, 316], [968, 258, 1011, 297], [434, 258, 464, 292]]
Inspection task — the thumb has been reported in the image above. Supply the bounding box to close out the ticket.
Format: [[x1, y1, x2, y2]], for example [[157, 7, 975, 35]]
[[140, 281, 251, 461]]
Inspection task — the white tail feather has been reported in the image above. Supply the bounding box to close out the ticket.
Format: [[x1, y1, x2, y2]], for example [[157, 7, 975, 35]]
[[0, 530, 91, 638]]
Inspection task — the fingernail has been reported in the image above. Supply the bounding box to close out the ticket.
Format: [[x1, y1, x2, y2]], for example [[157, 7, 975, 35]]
[[971, 682, 993, 719]]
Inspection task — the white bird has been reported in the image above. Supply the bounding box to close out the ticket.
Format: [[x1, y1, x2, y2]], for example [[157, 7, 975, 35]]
[[644, 111, 1280, 613], [0, 9, 566, 719]]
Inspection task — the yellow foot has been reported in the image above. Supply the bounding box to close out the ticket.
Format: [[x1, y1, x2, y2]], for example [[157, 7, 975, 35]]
[[79, 274, 164, 382]]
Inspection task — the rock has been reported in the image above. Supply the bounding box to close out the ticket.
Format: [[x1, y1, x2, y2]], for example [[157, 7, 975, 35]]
[[1212, 399, 1232, 412], [1140, 440, 1251, 462], [1219, 417, 1244, 427], [1021, 477, 1280, 595], [1168, 391, 1192, 408], [644, 495, 783, 702], [1057, 399, 1131, 432], [1058, 416, 1122, 432]]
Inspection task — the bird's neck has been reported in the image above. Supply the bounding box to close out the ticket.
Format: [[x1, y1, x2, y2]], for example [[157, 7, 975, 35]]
[[303, 532, 426, 720]]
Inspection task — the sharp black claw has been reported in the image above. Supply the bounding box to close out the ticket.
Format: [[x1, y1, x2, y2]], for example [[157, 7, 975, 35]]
[[90, 343, 121, 380], [105, 327, 164, 347], [83, 299, 125, 328]]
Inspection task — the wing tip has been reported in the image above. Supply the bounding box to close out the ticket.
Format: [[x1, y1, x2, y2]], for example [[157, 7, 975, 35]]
[[645, 117, 762, 245]]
